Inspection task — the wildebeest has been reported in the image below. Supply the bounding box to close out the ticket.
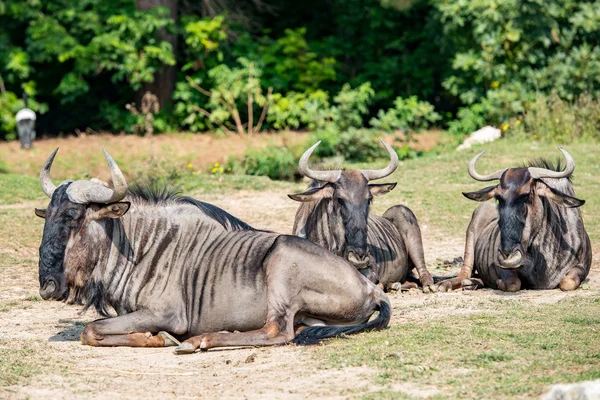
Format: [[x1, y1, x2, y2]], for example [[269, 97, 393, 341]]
[[437, 147, 591, 292], [36, 148, 391, 352], [289, 140, 436, 293]]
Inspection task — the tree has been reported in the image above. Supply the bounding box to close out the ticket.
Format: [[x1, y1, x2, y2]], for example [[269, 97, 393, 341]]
[[136, 0, 179, 107]]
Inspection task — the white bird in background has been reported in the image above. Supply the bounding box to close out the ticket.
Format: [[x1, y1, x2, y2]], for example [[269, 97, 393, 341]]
[[15, 93, 36, 149]]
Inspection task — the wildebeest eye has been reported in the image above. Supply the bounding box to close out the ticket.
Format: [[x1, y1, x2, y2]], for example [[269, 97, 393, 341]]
[[63, 209, 82, 220]]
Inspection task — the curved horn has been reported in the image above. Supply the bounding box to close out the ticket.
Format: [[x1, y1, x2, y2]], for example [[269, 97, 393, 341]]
[[66, 149, 128, 204], [467, 151, 506, 181], [298, 141, 341, 183], [359, 139, 399, 181], [40, 148, 59, 198], [528, 147, 575, 179]]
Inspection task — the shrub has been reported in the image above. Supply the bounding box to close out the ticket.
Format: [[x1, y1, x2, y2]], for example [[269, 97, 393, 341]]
[[370, 95, 441, 140], [238, 146, 300, 181], [307, 129, 340, 158], [336, 128, 384, 162], [267, 90, 330, 130], [331, 83, 375, 132], [506, 92, 600, 143], [266, 82, 374, 133], [447, 103, 489, 137]]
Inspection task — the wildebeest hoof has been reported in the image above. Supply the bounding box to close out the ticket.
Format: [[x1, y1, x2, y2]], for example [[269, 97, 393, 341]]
[[436, 281, 453, 292], [461, 279, 478, 291], [422, 284, 437, 293], [173, 342, 196, 355], [199, 341, 208, 352], [159, 331, 181, 347], [388, 282, 402, 291], [496, 278, 521, 292]]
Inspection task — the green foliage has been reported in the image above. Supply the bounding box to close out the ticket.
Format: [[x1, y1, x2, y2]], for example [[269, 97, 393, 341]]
[[236, 28, 336, 93], [331, 83, 375, 131], [447, 103, 490, 137], [267, 90, 330, 130], [237, 146, 300, 181], [336, 128, 385, 162], [507, 92, 600, 143], [267, 82, 374, 133], [0, 0, 176, 138], [174, 15, 229, 132], [438, 0, 600, 127], [198, 58, 269, 135], [370, 95, 441, 138]]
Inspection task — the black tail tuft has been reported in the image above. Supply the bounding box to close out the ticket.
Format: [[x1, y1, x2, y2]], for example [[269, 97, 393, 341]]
[[293, 300, 391, 345]]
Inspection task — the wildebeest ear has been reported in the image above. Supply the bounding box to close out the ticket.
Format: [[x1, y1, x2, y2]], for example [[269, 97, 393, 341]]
[[368, 183, 397, 197], [35, 208, 47, 219], [462, 185, 497, 202], [89, 202, 131, 220], [537, 183, 585, 208], [288, 185, 334, 202]]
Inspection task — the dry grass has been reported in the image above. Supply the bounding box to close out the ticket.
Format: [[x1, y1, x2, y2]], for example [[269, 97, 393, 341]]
[[0, 131, 306, 181], [0, 134, 599, 399]]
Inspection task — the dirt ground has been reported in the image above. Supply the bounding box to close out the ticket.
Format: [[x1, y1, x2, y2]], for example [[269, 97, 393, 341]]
[[1, 189, 599, 400]]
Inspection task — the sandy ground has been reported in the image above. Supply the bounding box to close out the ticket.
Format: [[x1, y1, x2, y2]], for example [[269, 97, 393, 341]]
[[1, 190, 599, 399]]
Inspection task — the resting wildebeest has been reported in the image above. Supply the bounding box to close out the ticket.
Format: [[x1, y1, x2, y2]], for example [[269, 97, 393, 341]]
[[35, 148, 391, 352], [437, 147, 591, 292], [289, 139, 435, 293]]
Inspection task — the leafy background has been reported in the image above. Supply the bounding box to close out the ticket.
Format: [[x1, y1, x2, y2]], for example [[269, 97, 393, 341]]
[[1, 0, 599, 145]]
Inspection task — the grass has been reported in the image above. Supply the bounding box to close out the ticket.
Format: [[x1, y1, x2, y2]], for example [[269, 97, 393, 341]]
[[324, 296, 600, 399], [0, 340, 68, 387], [0, 134, 599, 396]]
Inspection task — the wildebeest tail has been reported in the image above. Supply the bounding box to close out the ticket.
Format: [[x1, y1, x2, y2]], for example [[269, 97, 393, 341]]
[[292, 298, 391, 345]]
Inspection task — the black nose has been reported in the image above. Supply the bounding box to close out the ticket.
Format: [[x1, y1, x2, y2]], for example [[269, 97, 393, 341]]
[[39, 278, 58, 300]]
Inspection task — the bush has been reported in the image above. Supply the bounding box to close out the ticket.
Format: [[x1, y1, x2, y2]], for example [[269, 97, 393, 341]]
[[447, 103, 489, 137], [266, 82, 374, 133], [237, 146, 300, 181], [506, 92, 600, 143], [307, 129, 340, 158], [267, 90, 330, 130], [336, 128, 385, 162], [370, 95, 441, 140]]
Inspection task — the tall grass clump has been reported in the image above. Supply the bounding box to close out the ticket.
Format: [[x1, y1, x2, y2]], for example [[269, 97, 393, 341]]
[[506, 92, 600, 143]]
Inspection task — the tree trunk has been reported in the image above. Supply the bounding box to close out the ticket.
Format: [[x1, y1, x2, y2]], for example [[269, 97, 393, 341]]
[[136, 0, 178, 108]]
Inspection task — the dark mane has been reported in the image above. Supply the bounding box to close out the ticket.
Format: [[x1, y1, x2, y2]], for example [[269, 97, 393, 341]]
[[521, 158, 573, 181], [126, 180, 254, 231], [127, 181, 182, 204], [179, 196, 255, 231]]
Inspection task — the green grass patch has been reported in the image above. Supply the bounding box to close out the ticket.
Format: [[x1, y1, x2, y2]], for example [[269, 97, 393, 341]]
[[0, 340, 69, 387], [322, 296, 600, 399], [0, 174, 45, 205]]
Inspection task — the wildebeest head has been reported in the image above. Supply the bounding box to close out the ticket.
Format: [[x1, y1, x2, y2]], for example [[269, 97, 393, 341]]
[[288, 139, 398, 268], [462, 147, 584, 269], [35, 148, 130, 300]]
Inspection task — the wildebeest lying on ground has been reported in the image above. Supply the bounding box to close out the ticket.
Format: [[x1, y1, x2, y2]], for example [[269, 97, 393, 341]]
[[437, 147, 591, 292], [289, 139, 436, 293], [35, 149, 391, 353]]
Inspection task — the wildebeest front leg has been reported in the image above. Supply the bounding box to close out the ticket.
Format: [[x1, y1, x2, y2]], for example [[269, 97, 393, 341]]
[[437, 219, 478, 292], [383, 206, 436, 293], [174, 314, 293, 354], [80, 310, 182, 347], [559, 265, 587, 291]]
